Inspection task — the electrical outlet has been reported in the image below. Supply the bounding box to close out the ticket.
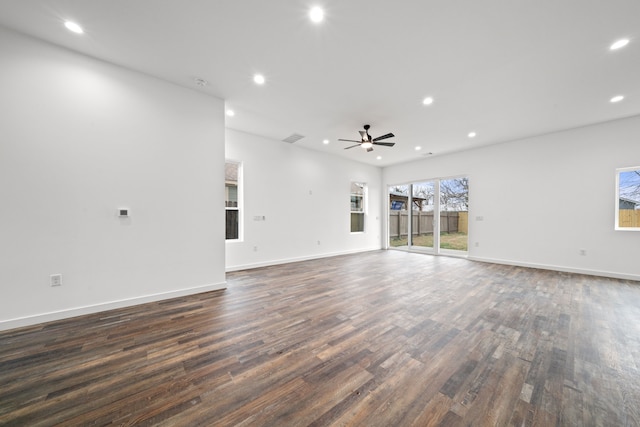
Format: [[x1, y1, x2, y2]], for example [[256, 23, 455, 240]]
[[253, 246, 258, 252], [475, 242, 480, 247], [50, 274, 62, 287], [579, 249, 586, 256], [317, 240, 321, 245]]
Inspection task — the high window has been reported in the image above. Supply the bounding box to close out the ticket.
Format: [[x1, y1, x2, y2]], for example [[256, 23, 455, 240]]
[[225, 161, 241, 240], [351, 182, 366, 233]]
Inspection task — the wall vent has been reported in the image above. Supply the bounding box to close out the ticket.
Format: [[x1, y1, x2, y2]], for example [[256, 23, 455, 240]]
[[282, 133, 305, 144]]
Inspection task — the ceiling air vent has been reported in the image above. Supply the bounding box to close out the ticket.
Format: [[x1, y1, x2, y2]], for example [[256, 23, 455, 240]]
[[282, 133, 305, 144]]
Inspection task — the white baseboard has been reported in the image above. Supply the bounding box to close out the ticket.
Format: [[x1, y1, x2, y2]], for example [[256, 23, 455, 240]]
[[0, 282, 227, 332], [226, 247, 381, 272], [468, 256, 640, 282]]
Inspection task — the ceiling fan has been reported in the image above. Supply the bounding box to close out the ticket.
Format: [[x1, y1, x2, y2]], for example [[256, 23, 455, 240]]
[[339, 124, 396, 152]]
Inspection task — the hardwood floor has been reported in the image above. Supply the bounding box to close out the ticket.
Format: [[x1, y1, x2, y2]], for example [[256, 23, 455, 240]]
[[1, 250, 640, 426]]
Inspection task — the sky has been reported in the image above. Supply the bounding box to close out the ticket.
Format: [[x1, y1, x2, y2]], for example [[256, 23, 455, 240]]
[[619, 169, 640, 202]]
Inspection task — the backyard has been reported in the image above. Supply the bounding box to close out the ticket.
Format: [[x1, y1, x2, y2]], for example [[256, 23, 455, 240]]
[[390, 232, 468, 251]]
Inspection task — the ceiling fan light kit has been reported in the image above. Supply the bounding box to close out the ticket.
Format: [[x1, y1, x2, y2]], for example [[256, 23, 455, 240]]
[[339, 124, 396, 153]]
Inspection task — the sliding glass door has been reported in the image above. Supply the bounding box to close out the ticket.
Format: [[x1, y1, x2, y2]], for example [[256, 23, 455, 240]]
[[439, 177, 468, 253], [411, 181, 435, 251], [388, 185, 410, 248], [388, 177, 468, 255]]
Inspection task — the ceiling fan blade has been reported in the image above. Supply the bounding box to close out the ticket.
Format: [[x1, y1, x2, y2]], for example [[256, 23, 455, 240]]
[[359, 130, 367, 139], [366, 147, 374, 152], [338, 139, 361, 143], [373, 141, 395, 147], [344, 144, 361, 149], [372, 132, 394, 142]]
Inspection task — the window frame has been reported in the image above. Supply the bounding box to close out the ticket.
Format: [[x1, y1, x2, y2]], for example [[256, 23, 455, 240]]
[[387, 175, 469, 255], [615, 166, 640, 231], [350, 181, 367, 233], [225, 160, 242, 241]]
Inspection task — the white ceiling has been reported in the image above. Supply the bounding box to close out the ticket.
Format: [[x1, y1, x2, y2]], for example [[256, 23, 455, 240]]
[[0, 0, 638, 166]]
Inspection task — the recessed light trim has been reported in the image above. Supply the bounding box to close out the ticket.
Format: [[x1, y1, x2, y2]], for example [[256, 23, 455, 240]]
[[376, 156, 382, 160], [322, 139, 329, 145], [253, 74, 265, 85], [415, 146, 422, 151], [422, 97, 434, 105], [309, 6, 324, 23], [610, 95, 625, 103], [468, 132, 477, 138], [226, 109, 235, 117], [64, 21, 83, 34], [610, 39, 630, 50]]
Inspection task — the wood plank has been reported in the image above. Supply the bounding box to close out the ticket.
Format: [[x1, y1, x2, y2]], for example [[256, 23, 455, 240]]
[[1, 250, 639, 425]]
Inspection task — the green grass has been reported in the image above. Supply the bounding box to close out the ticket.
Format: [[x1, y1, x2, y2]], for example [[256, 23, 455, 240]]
[[390, 232, 468, 251]]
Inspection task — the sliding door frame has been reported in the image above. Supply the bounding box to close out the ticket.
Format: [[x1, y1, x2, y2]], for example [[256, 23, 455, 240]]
[[386, 175, 468, 257]]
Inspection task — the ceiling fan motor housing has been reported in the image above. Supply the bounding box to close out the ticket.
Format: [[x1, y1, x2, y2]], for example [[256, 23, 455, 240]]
[[363, 125, 371, 141]]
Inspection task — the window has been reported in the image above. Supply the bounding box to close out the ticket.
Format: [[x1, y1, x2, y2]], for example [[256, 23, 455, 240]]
[[388, 176, 469, 254], [351, 182, 366, 233], [616, 166, 640, 230], [225, 161, 241, 240]]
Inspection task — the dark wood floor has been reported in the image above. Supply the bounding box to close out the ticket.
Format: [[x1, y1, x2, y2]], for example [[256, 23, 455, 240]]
[[1, 251, 640, 426]]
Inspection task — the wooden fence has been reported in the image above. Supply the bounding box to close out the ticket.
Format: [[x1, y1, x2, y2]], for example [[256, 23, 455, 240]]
[[619, 209, 640, 228], [389, 211, 468, 238]]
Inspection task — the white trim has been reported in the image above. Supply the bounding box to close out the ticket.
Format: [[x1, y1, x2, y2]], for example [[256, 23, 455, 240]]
[[0, 282, 227, 331], [468, 256, 640, 282], [226, 247, 381, 272]]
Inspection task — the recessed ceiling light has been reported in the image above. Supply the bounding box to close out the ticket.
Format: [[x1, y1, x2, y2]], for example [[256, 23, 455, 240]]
[[195, 78, 208, 87], [64, 21, 83, 34], [610, 95, 625, 103], [468, 132, 477, 138], [226, 109, 235, 117], [253, 74, 265, 85], [322, 139, 329, 145], [376, 156, 382, 160], [415, 146, 422, 151], [610, 39, 630, 50], [309, 6, 324, 23], [422, 97, 434, 105]]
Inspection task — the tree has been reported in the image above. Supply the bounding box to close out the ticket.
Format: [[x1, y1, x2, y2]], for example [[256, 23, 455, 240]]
[[391, 185, 408, 194], [440, 178, 468, 211], [412, 183, 435, 210]]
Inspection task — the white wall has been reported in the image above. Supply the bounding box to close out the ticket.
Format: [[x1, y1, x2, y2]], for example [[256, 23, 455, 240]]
[[383, 116, 640, 281], [0, 28, 226, 330], [225, 129, 383, 270]]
